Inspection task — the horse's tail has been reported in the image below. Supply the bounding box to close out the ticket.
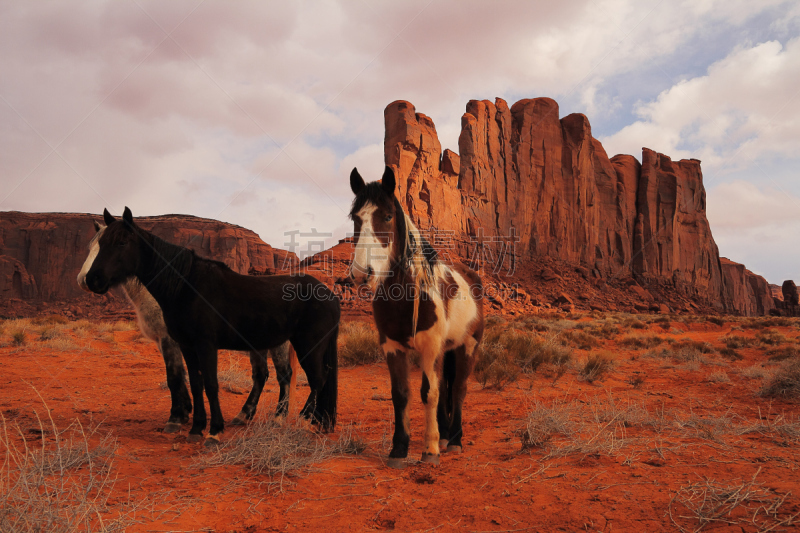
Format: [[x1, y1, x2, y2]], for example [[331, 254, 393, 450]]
[[316, 323, 338, 431], [288, 344, 299, 414]]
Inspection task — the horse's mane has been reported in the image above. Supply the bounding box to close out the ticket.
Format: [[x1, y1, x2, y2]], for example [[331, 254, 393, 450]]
[[135, 226, 233, 298], [394, 198, 438, 291]]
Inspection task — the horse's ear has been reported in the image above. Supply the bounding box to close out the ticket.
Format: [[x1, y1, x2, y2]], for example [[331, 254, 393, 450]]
[[92, 220, 102, 232], [103, 208, 116, 226], [122, 206, 133, 226], [350, 168, 365, 195], [381, 166, 396, 195]]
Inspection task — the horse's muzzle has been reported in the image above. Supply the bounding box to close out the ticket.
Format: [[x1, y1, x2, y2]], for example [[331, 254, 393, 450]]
[[85, 271, 110, 294]]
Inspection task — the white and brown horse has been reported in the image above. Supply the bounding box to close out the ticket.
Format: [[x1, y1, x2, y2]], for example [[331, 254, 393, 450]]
[[77, 221, 298, 434], [349, 166, 484, 467]]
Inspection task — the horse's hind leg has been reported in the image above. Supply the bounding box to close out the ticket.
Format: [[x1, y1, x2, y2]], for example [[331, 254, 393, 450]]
[[270, 342, 294, 419], [231, 349, 269, 426], [160, 336, 192, 433], [446, 340, 477, 453], [437, 349, 456, 451]]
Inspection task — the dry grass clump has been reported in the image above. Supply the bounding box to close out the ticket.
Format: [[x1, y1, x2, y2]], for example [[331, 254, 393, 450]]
[[473, 343, 519, 389], [721, 334, 753, 349], [11, 330, 26, 347], [560, 329, 600, 350], [740, 365, 769, 380], [41, 338, 81, 352], [759, 359, 800, 400], [707, 371, 730, 383], [197, 417, 358, 491], [218, 354, 252, 394], [111, 321, 137, 332], [744, 317, 792, 329], [766, 346, 799, 361], [718, 347, 742, 360], [622, 317, 647, 330], [755, 330, 787, 346], [0, 410, 134, 533], [668, 469, 797, 532], [705, 316, 726, 326], [579, 352, 614, 383], [518, 399, 576, 450], [620, 334, 664, 349], [31, 315, 70, 326], [674, 338, 717, 355], [338, 321, 381, 366]]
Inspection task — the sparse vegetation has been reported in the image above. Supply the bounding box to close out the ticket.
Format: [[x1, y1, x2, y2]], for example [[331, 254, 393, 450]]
[[338, 321, 381, 366], [620, 334, 664, 349], [579, 352, 614, 383], [197, 417, 360, 491], [218, 354, 252, 394], [707, 371, 730, 383], [760, 359, 800, 400], [767, 346, 799, 361], [721, 335, 753, 349], [474, 342, 520, 389], [0, 409, 135, 532], [755, 330, 787, 346], [11, 330, 26, 347]]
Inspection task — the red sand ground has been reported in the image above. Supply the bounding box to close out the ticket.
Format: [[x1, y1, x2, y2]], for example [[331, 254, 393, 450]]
[[1, 315, 799, 532]]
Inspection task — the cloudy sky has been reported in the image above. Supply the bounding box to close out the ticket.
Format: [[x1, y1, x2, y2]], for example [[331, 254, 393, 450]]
[[1, 0, 798, 282]]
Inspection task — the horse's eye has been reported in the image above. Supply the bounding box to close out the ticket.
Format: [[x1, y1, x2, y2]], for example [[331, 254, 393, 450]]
[[384, 214, 393, 223]]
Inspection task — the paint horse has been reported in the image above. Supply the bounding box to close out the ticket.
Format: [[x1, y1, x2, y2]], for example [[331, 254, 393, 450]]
[[83, 208, 339, 446], [77, 222, 298, 433], [349, 167, 484, 467]]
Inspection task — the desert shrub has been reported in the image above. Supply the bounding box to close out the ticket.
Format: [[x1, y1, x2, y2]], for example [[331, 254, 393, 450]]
[[594, 323, 620, 339], [719, 347, 742, 361], [473, 343, 519, 389], [674, 338, 716, 354], [38, 326, 60, 341], [11, 330, 26, 347], [517, 315, 549, 332], [707, 371, 730, 383], [722, 335, 753, 349], [111, 321, 137, 332], [579, 352, 614, 382], [622, 317, 647, 330], [766, 346, 799, 362], [743, 317, 791, 329], [560, 329, 600, 350], [705, 316, 726, 327], [0, 413, 134, 532], [643, 345, 711, 365], [741, 365, 768, 380], [620, 334, 664, 349], [42, 338, 80, 352], [759, 359, 800, 400], [31, 314, 69, 326], [338, 321, 381, 366], [217, 354, 252, 393], [518, 399, 576, 450], [197, 417, 358, 491], [755, 330, 787, 346]]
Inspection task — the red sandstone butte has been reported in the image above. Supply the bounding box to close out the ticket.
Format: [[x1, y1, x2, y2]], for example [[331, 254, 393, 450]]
[[383, 97, 771, 316]]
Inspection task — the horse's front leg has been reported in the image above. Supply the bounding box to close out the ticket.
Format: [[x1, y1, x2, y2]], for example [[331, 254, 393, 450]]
[[160, 336, 192, 433], [232, 349, 269, 425], [180, 344, 206, 443], [383, 340, 410, 469], [196, 344, 224, 447], [415, 332, 444, 465]]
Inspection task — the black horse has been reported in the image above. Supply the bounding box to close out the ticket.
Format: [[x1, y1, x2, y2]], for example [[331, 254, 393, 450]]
[[84, 207, 339, 446]]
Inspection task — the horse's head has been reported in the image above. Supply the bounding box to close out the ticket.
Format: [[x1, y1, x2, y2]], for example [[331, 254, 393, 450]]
[[77, 219, 107, 291], [83, 207, 141, 294], [348, 166, 406, 288]]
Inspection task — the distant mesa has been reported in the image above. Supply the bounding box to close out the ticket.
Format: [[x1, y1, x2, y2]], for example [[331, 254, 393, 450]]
[[383, 97, 777, 316]]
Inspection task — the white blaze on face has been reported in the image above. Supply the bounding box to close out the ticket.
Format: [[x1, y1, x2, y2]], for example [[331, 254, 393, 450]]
[[77, 229, 103, 291], [352, 203, 392, 287]]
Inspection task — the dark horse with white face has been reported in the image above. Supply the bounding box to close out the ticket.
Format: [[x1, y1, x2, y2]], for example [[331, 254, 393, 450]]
[[84, 207, 339, 446], [349, 167, 484, 468]]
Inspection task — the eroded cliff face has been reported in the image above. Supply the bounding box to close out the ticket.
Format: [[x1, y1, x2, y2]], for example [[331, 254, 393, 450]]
[[383, 98, 770, 315], [0, 211, 297, 318]]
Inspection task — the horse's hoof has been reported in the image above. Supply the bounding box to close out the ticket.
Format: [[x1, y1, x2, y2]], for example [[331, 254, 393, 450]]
[[186, 433, 203, 443], [163, 422, 182, 434], [204, 434, 221, 448], [230, 413, 248, 426], [420, 453, 440, 465], [446, 445, 462, 454], [439, 439, 449, 451], [386, 457, 406, 469]]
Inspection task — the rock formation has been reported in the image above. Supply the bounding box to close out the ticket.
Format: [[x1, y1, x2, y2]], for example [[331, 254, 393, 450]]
[[384, 97, 771, 315], [0, 211, 297, 318]]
